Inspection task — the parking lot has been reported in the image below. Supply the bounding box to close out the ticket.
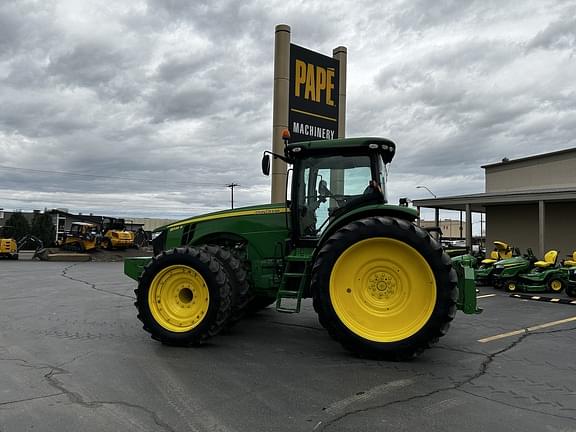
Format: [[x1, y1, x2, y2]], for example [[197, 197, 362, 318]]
[[1, 260, 575, 432]]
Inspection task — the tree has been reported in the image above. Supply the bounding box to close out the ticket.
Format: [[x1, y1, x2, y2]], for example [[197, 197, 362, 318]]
[[4, 212, 30, 241], [30, 212, 56, 247]]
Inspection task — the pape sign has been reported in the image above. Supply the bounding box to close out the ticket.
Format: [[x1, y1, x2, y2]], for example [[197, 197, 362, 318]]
[[289, 44, 340, 143]]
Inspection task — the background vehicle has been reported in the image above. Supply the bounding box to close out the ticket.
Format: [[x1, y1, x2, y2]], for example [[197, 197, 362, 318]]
[[491, 248, 537, 290], [124, 137, 478, 360], [504, 250, 572, 294], [0, 226, 18, 260], [475, 241, 517, 285], [59, 222, 99, 252], [100, 218, 135, 250]]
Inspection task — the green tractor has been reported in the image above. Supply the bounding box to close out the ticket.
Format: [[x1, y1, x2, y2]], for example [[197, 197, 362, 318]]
[[124, 137, 478, 360]]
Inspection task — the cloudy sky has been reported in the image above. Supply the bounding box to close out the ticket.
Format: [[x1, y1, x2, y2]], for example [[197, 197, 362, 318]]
[[1, 0, 575, 222]]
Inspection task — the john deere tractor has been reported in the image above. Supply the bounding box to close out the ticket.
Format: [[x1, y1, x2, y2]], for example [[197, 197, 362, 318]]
[[124, 137, 478, 360]]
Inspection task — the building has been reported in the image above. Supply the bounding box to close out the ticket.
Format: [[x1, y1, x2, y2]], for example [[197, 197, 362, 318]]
[[419, 219, 465, 240], [413, 147, 576, 259]]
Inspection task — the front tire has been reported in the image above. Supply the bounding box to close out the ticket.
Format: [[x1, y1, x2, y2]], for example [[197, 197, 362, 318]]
[[135, 247, 232, 346], [547, 277, 564, 293], [505, 280, 518, 293], [312, 217, 457, 361]]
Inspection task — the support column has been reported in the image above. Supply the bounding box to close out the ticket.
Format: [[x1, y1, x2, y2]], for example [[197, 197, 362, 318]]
[[465, 204, 473, 251], [434, 208, 439, 227], [416, 206, 421, 226], [539, 200, 545, 258], [330, 46, 347, 208], [271, 25, 290, 204]]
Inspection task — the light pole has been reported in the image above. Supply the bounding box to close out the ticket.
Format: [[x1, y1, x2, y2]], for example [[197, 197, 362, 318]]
[[416, 185, 440, 229], [416, 185, 437, 198]]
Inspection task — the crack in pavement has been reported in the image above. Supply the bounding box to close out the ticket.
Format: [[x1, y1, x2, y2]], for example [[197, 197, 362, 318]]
[[0, 356, 175, 432], [44, 367, 177, 432], [61, 264, 135, 299], [0, 392, 66, 407], [314, 326, 576, 430]]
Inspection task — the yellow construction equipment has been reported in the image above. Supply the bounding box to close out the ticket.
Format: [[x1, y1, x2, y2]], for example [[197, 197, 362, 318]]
[[59, 222, 99, 252], [100, 218, 135, 250], [0, 226, 18, 260]]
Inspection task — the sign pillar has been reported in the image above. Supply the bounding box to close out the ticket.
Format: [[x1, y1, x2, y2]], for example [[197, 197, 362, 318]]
[[330, 46, 347, 204], [333, 46, 347, 137], [271, 24, 290, 204]]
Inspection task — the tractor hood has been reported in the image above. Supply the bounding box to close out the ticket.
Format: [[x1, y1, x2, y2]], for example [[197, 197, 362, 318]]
[[155, 203, 288, 233]]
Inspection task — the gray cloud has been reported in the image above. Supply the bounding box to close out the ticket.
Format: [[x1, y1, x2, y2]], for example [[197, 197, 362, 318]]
[[528, 15, 576, 51], [1, 0, 575, 220]]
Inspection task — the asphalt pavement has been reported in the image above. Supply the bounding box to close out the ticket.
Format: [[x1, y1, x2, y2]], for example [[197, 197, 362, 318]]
[[1, 260, 575, 431]]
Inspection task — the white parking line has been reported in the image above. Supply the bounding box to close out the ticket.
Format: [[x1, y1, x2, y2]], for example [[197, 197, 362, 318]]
[[477, 294, 497, 299], [478, 316, 576, 343]]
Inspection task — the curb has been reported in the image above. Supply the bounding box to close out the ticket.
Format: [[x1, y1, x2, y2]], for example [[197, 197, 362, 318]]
[[510, 293, 576, 305]]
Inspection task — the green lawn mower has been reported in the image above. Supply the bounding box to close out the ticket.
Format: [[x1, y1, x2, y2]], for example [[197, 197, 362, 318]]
[[500, 250, 569, 294], [491, 248, 537, 290], [474, 241, 517, 286]]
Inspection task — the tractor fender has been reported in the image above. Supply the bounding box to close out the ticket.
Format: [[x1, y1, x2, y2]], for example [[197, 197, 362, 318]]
[[317, 204, 418, 253]]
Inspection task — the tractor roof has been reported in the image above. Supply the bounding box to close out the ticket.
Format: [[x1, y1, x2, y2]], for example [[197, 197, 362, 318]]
[[285, 137, 396, 162]]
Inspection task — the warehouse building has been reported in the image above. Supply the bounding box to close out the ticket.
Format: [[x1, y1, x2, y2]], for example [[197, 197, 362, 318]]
[[413, 147, 576, 259]]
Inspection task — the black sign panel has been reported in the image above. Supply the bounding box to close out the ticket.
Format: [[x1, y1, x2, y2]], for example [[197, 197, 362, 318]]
[[289, 44, 339, 143]]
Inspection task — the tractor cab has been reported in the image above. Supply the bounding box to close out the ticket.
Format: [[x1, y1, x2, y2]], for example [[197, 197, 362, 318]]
[[264, 137, 403, 246]]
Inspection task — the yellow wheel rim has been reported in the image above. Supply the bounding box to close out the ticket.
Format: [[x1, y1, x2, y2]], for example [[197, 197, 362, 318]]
[[508, 283, 516, 291], [148, 265, 210, 332], [330, 238, 436, 343], [550, 280, 563, 292]]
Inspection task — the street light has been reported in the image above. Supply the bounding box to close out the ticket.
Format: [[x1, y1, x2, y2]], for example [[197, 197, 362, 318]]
[[416, 185, 437, 198], [416, 185, 439, 231]]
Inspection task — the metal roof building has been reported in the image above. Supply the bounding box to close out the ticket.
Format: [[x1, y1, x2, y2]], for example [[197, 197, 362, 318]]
[[413, 147, 576, 258]]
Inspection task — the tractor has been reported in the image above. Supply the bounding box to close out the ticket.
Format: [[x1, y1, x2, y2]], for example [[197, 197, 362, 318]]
[[124, 136, 479, 360]]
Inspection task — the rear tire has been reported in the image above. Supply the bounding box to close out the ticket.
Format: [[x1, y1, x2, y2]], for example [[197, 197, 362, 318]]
[[135, 247, 232, 346], [312, 216, 457, 361], [203, 245, 252, 324]]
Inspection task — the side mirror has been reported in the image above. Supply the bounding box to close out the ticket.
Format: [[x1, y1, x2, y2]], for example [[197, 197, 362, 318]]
[[261, 153, 270, 176]]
